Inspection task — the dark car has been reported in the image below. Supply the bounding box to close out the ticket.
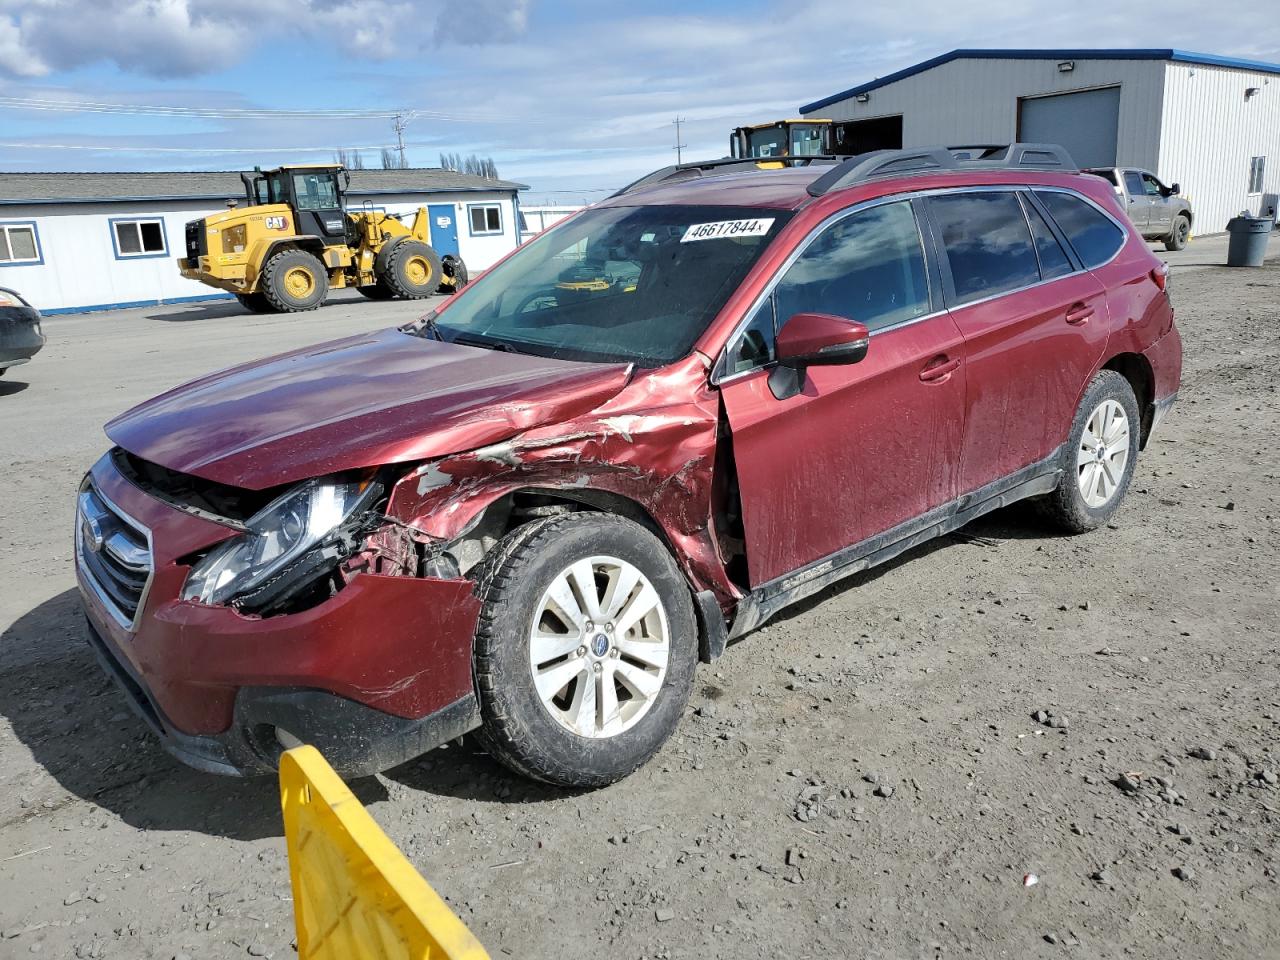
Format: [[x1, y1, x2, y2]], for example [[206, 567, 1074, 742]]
[[77, 144, 1181, 787], [0, 287, 45, 377]]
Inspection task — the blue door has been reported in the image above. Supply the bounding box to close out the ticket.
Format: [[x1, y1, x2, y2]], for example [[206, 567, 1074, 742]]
[[427, 204, 460, 258]]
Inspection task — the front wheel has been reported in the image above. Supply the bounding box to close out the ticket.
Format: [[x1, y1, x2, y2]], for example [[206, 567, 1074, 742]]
[[378, 240, 442, 299], [472, 513, 697, 788], [1041, 370, 1140, 533], [1164, 215, 1191, 251]]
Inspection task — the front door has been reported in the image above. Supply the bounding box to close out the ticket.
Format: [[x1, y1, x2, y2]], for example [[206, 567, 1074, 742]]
[[924, 189, 1111, 495], [428, 204, 460, 259], [1141, 172, 1173, 236], [1122, 170, 1151, 232], [719, 199, 967, 586]]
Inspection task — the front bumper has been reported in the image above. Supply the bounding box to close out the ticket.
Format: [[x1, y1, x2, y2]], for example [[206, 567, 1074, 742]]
[[85, 617, 478, 776], [76, 452, 483, 777]]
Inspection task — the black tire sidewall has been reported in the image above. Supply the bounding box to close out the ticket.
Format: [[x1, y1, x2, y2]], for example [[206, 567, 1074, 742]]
[[475, 514, 697, 787], [262, 249, 328, 311], [1166, 216, 1190, 251], [1051, 370, 1141, 531]]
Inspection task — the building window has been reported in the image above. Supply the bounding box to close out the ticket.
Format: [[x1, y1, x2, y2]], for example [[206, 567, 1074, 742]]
[[111, 218, 168, 259], [468, 203, 503, 236], [0, 222, 41, 265], [1248, 156, 1266, 195]]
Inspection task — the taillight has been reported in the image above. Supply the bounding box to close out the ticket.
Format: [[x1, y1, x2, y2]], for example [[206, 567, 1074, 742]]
[[1150, 262, 1170, 291]]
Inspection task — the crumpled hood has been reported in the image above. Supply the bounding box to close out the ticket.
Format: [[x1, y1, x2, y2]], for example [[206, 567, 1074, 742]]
[[106, 327, 632, 489]]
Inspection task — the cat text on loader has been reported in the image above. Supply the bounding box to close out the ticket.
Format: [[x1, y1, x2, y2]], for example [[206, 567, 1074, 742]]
[[178, 165, 468, 313]]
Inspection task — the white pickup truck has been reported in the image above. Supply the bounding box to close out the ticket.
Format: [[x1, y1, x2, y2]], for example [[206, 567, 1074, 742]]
[[1085, 167, 1194, 251]]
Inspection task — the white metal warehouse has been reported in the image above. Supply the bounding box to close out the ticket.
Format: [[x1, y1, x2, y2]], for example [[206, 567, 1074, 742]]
[[0, 168, 526, 315], [800, 49, 1280, 235]]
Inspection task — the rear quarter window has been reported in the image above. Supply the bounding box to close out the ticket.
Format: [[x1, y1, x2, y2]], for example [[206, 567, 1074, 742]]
[[1036, 190, 1126, 269]]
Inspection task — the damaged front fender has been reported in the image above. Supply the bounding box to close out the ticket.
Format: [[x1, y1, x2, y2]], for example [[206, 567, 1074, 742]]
[[383, 353, 741, 608]]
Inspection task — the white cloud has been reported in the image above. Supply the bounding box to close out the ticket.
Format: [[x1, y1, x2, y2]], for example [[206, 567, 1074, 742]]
[[0, 0, 533, 78]]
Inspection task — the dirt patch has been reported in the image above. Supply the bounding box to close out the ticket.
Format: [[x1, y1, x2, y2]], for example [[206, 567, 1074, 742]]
[[1, 265, 1277, 959]]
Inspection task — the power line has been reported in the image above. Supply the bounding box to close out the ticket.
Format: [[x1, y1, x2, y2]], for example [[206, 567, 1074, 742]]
[[0, 141, 399, 154]]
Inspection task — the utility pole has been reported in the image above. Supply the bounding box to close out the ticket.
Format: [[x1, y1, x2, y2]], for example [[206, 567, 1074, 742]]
[[672, 116, 686, 165], [392, 113, 409, 168]]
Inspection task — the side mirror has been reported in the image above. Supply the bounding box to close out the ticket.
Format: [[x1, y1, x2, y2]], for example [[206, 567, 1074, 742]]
[[1169, 182, 1181, 195], [776, 312, 869, 367], [768, 312, 869, 400]]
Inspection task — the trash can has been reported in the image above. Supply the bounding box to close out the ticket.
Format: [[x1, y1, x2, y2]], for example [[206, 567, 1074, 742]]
[[1226, 216, 1272, 267]]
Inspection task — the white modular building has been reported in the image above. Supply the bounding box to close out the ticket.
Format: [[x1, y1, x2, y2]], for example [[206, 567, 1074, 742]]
[[800, 49, 1280, 234], [0, 168, 526, 314]]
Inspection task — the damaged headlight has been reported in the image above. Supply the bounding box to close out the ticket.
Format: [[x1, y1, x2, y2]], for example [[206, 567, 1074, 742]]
[[182, 477, 379, 607]]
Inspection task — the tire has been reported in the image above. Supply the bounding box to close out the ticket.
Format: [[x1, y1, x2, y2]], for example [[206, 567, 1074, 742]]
[[440, 255, 469, 293], [471, 513, 697, 788], [260, 249, 328, 312], [235, 292, 275, 313], [378, 240, 442, 299], [1041, 370, 1141, 533], [1164, 215, 1191, 251], [356, 282, 395, 300]]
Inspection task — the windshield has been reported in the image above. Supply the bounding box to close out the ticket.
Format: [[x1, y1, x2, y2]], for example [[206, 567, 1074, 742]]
[[790, 124, 827, 156], [416, 204, 791, 366], [745, 127, 788, 158]]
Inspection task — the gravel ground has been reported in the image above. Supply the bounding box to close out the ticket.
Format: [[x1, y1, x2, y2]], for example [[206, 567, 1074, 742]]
[[1, 245, 1277, 960]]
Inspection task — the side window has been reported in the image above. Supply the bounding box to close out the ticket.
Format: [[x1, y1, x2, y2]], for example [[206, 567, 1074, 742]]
[[469, 204, 503, 235], [1248, 156, 1266, 194], [0, 223, 41, 265], [1020, 196, 1074, 280], [1141, 174, 1164, 197], [927, 191, 1039, 304], [773, 200, 929, 333], [1123, 171, 1145, 196], [1036, 191, 1126, 269], [727, 298, 776, 374], [112, 219, 167, 258]]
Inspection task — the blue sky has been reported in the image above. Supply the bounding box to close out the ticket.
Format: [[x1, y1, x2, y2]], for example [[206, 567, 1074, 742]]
[[1, 0, 1278, 202]]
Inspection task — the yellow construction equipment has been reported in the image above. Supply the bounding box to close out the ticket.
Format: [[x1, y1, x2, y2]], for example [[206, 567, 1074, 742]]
[[179, 165, 467, 313], [280, 745, 492, 960], [729, 119, 835, 160]]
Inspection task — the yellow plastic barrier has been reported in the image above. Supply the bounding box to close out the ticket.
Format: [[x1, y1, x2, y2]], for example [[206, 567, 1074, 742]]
[[280, 746, 492, 960]]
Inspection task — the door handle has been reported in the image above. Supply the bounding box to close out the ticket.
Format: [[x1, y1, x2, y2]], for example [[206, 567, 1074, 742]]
[[1065, 302, 1095, 325], [919, 356, 961, 382]]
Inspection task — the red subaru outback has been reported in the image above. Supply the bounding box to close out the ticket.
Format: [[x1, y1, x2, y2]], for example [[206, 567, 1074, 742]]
[[77, 144, 1181, 786]]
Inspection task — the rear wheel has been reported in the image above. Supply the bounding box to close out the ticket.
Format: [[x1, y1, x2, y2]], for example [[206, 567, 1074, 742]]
[[234, 292, 275, 313], [260, 249, 328, 312], [472, 513, 697, 788], [1165, 215, 1191, 251], [1041, 370, 1140, 533], [379, 240, 441, 299]]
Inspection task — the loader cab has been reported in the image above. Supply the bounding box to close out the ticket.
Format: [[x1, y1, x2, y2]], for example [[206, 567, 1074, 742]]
[[244, 165, 351, 244], [730, 120, 832, 160]]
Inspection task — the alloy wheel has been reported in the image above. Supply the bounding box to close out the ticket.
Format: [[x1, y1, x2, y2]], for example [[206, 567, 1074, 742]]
[[1077, 399, 1131, 508], [528, 555, 669, 739]]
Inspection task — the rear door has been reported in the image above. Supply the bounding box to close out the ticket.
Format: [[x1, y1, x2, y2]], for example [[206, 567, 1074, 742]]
[[1122, 170, 1151, 232], [924, 189, 1110, 495], [718, 199, 967, 586]]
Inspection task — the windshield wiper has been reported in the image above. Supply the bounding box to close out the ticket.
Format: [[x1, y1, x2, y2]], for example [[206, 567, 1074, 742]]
[[401, 311, 442, 341], [449, 333, 519, 354]]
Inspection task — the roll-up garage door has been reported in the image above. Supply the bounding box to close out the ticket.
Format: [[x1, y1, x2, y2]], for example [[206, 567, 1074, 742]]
[[1018, 87, 1120, 169]]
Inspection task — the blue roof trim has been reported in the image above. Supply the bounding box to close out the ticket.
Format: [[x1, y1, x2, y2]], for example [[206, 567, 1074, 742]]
[[799, 48, 1280, 113]]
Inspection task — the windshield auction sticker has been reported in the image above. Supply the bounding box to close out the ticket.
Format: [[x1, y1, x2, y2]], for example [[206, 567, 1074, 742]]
[[681, 218, 776, 242]]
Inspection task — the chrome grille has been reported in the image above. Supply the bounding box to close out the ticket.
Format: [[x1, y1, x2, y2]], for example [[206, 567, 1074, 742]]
[[76, 486, 154, 630]]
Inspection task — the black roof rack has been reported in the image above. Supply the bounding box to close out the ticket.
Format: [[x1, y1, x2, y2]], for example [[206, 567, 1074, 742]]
[[610, 155, 840, 198], [806, 142, 1077, 197]]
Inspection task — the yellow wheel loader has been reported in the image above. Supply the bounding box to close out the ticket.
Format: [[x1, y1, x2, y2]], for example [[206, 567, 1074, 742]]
[[178, 165, 467, 313]]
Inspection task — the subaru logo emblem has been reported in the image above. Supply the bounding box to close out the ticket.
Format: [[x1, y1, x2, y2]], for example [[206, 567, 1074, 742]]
[[82, 515, 105, 553], [591, 633, 609, 658]]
